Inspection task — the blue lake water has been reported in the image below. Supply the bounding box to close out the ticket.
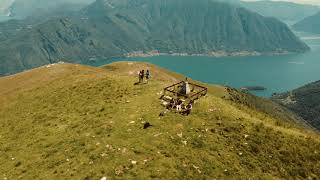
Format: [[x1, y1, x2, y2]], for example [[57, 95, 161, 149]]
[[90, 32, 320, 97]]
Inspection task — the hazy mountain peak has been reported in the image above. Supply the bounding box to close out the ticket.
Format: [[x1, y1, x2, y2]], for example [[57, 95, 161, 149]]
[[0, 0, 15, 16]]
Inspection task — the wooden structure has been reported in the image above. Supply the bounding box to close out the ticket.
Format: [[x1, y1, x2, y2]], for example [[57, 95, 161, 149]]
[[161, 80, 208, 104]]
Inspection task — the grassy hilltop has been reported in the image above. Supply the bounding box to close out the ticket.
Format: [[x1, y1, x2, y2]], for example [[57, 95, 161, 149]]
[[0, 62, 319, 179]]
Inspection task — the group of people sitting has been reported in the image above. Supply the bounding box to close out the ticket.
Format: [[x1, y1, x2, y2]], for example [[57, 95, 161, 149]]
[[138, 69, 151, 83], [167, 98, 193, 116]]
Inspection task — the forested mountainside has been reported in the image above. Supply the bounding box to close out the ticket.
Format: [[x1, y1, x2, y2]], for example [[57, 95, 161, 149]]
[[0, 0, 309, 76], [272, 80, 320, 131]]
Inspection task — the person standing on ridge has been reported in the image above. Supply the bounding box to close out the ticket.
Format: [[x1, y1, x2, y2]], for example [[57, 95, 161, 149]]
[[138, 70, 142, 83], [141, 70, 145, 83], [146, 69, 151, 82]]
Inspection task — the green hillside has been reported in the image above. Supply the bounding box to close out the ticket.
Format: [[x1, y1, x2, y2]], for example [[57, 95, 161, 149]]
[[272, 80, 320, 131], [0, 62, 319, 179], [0, 0, 309, 76]]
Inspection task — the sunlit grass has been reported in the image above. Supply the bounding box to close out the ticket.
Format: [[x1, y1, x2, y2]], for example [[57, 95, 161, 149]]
[[0, 62, 319, 179]]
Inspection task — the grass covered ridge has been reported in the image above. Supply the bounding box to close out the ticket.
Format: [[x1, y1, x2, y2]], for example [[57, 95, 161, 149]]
[[0, 62, 319, 179]]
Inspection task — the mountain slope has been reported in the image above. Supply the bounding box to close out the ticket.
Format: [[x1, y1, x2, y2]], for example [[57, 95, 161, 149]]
[[0, 0, 309, 76], [0, 61, 319, 179], [272, 80, 320, 130], [293, 12, 320, 34]]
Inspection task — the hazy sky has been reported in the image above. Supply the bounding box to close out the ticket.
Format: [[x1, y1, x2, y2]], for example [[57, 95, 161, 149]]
[[0, 0, 15, 11], [242, 0, 320, 5]]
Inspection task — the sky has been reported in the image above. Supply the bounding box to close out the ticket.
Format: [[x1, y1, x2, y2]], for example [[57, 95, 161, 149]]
[[242, 0, 320, 5]]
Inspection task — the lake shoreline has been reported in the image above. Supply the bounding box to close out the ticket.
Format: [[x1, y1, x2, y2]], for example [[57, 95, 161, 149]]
[[85, 34, 319, 98], [124, 50, 303, 59]]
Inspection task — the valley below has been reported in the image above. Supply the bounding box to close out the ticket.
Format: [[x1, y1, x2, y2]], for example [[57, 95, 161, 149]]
[[89, 32, 320, 97]]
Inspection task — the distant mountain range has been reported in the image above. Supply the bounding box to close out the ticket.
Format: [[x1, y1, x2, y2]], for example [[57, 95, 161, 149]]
[[272, 80, 320, 131], [0, 0, 310, 76], [218, 0, 320, 24], [293, 12, 320, 34], [240, 1, 319, 24], [2, 0, 319, 24]]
